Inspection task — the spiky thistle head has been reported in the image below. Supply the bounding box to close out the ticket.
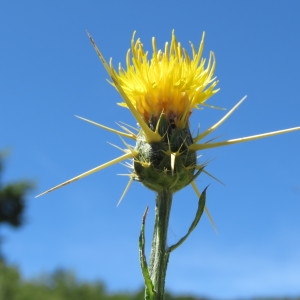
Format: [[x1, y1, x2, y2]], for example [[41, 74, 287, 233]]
[[96, 31, 219, 192], [36, 30, 299, 200], [91, 31, 216, 192]]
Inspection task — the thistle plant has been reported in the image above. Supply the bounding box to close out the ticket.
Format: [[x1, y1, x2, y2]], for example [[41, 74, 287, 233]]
[[37, 31, 300, 299]]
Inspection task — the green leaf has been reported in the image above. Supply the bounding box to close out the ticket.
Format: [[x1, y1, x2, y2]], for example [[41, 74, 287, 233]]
[[167, 186, 207, 253]]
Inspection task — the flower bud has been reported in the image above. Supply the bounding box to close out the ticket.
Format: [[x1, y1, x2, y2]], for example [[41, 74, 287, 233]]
[[133, 115, 198, 192]]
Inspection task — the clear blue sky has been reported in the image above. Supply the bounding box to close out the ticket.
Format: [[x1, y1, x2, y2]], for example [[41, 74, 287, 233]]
[[1, 1, 300, 298]]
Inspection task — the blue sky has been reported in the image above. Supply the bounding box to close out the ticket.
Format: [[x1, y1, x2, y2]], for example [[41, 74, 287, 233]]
[[1, 0, 300, 298]]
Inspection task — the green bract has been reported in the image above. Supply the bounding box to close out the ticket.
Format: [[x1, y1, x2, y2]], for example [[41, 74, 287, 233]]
[[134, 115, 199, 192]]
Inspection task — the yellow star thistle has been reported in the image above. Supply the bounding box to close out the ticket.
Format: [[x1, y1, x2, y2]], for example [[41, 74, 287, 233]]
[[36, 31, 219, 197], [36, 31, 300, 200]]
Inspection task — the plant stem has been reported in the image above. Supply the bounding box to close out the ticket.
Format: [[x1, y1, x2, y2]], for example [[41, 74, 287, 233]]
[[148, 189, 173, 299]]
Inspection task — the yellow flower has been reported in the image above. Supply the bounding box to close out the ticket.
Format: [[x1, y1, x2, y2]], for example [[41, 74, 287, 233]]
[[114, 31, 219, 130], [88, 31, 219, 143], [36, 31, 299, 201]]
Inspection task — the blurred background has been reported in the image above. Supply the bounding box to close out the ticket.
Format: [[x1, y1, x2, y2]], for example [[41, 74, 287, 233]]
[[1, 0, 300, 299]]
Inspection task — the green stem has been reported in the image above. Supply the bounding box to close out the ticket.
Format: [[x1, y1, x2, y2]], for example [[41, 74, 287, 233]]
[[148, 189, 173, 300]]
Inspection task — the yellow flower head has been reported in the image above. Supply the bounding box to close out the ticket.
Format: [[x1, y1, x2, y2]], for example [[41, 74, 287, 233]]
[[113, 31, 219, 129]]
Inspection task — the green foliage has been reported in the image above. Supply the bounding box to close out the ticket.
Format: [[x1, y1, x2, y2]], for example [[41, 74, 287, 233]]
[[0, 260, 21, 300], [0, 261, 299, 300], [0, 151, 34, 259], [0, 261, 154, 300], [0, 181, 33, 227], [0, 261, 106, 300], [0, 151, 34, 228], [0, 260, 204, 300]]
